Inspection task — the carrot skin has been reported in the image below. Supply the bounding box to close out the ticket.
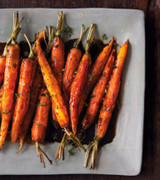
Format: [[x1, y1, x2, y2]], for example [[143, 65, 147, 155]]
[[82, 49, 115, 130], [51, 37, 65, 88], [96, 40, 129, 139], [63, 48, 82, 95], [0, 56, 6, 85], [11, 58, 37, 143], [70, 53, 91, 135], [36, 40, 69, 128], [79, 39, 114, 114], [0, 44, 20, 149], [0, 86, 3, 114], [31, 88, 51, 143], [19, 67, 42, 143]]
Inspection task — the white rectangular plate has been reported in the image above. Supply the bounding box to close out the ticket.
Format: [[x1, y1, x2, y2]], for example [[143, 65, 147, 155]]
[[0, 8, 145, 175]]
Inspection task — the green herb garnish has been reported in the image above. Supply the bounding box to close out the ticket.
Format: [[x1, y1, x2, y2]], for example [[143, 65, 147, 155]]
[[101, 33, 107, 40], [2, 109, 11, 114]]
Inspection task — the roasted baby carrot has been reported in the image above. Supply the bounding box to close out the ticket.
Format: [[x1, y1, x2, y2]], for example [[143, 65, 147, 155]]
[[0, 12, 23, 149], [36, 35, 86, 154], [31, 88, 52, 167], [11, 34, 36, 144], [70, 24, 96, 135], [82, 49, 115, 130], [63, 24, 88, 97], [79, 39, 114, 114], [0, 86, 3, 114], [84, 40, 129, 169], [51, 11, 65, 88]]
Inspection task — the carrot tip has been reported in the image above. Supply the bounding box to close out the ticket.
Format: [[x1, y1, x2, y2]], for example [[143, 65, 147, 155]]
[[16, 141, 23, 154]]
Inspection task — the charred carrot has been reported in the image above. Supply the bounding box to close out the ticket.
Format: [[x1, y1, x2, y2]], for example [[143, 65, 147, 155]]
[[84, 40, 129, 169], [63, 24, 88, 97], [10, 34, 36, 144], [82, 49, 115, 130], [31, 88, 52, 167], [51, 11, 65, 88], [36, 35, 86, 155], [79, 39, 114, 114], [0, 12, 23, 149], [70, 24, 96, 135]]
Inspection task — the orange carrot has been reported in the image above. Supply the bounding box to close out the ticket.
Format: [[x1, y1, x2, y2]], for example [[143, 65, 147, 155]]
[[0, 86, 3, 114], [0, 12, 23, 149], [82, 49, 115, 130], [70, 24, 96, 135], [31, 88, 52, 167], [79, 39, 114, 114], [51, 11, 65, 88], [84, 40, 129, 169], [11, 35, 36, 144], [63, 25, 88, 97], [0, 47, 7, 85]]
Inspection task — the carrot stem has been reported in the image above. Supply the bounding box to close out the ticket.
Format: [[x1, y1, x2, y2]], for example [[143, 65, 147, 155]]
[[85, 24, 96, 52], [56, 11, 64, 36], [74, 24, 89, 48], [24, 34, 34, 59]]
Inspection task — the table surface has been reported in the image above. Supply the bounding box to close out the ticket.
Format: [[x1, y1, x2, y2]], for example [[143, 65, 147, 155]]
[[0, 0, 159, 179]]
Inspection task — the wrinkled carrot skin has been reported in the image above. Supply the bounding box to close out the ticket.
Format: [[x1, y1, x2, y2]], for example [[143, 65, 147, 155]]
[[96, 40, 128, 139], [63, 48, 82, 95], [82, 49, 115, 130], [0, 86, 3, 113], [79, 39, 114, 114], [36, 40, 69, 128], [19, 67, 42, 143], [51, 37, 65, 88], [31, 88, 51, 143], [11, 58, 37, 143], [0, 44, 20, 149], [70, 53, 91, 135], [0, 56, 6, 84]]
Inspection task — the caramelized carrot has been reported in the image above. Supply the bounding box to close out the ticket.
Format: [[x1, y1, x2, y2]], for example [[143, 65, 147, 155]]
[[51, 11, 64, 88], [0, 47, 7, 85], [79, 39, 114, 114], [63, 25, 88, 97], [11, 35, 36, 144], [82, 49, 115, 130], [36, 35, 86, 154], [0, 12, 23, 149], [31, 88, 52, 167], [70, 24, 96, 135], [84, 40, 129, 169]]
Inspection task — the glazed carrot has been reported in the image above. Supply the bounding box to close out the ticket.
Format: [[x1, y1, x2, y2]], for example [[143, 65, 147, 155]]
[[51, 11, 65, 88], [31, 88, 52, 167], [79, 39, 114, 114], [0, 47, 7, 85], [17, 30, 48, 152], [0, 12, 23, 149], [63, 25, 88, 97], [10, 34, 36, 144], [82, 49, 115, 130], [36, 35, 86, 154], [84, 40, 129, 169], [70, 24, 96, 135]]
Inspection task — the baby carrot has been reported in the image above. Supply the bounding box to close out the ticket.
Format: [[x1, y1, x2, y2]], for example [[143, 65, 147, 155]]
[[11, 34, 36, 144], [84, 40, 129, 169], [51, 11, 65, 88], [63, 24, 88, 97], [31, 88, 52, 167], [70, 24, 96, 135], [0, 12, 23, 149]]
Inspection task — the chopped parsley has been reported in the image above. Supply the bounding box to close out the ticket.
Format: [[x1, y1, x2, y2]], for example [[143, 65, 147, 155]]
[[105, 88, 108, 93], [107, 107, 111, 111], [53, 56, 56, 60], [64, 25, 73, 36], [37, 124, 41, 126], [40, 103, 46, 106], [2, 109, 11, 114], [101, 33, 107, 40], [88, 73, 93, 80]]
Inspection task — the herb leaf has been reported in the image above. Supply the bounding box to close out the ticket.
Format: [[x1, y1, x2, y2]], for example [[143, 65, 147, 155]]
[[40, 103, 46, 106], [64, 25, 73, 36], [101, 33, 107, 40], [2, 109, 11, 114]]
